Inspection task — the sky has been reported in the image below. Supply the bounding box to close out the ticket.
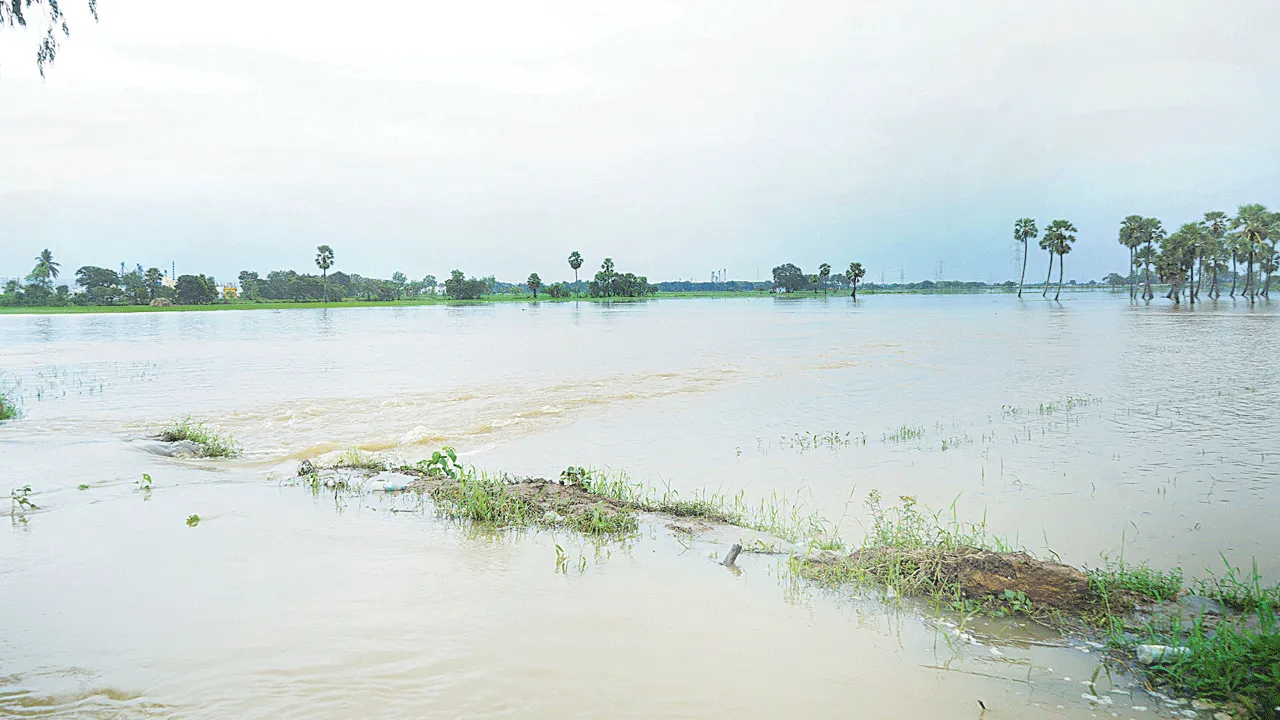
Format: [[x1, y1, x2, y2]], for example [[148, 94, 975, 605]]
[[2, 0, 1278, 285]]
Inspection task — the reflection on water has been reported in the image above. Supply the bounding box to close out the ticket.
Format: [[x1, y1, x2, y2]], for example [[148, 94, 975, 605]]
[[2, 294, 1277, 718]]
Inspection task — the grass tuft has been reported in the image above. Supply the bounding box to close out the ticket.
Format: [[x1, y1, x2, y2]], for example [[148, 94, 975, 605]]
[[0, 392, 17, 421], [330, 448, 388, 472], [1088, 558, 1184, 603], [428, 469, 638, 536], [158, 418, 240, 457]]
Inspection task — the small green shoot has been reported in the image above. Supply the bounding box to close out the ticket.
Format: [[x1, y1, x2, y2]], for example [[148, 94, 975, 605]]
[[186, 514, 201, 527]]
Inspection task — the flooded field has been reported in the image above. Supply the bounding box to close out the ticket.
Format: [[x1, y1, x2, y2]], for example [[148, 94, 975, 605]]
[[2, 293, 1277, 718]]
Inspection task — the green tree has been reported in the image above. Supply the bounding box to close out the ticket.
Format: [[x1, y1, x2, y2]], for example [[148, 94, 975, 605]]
[[845, 262, 865, 300], [175, 274, 217, 305], [444, 270, 488, 300], [817, 263, 831, 295], [1014, 218, 1038, 298], [1043, 219, 1077, 301], [568, 251, 583, 285], [1202, 211, 1228, 299], [30, 249, 60, 287], [771, 264, 806, 293], [1138, 218, 1165, 300], [391, 271, 407, 300], [526, 272, 542, 298], [1117, 215, 1145, 300], [1038, 228, 1056, 297], [315, 245, 335, 304], [74, 265, 122, 304], [0, 0, 97, 77], [1232, 204, 1269, 300]]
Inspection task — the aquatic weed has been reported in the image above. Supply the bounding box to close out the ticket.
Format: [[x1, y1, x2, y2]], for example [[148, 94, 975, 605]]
[[158, 418, 241, 458]]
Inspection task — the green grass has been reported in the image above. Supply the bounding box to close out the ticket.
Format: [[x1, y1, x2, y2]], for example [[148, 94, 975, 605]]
[[1088, 558, 1185, 604], [884, 424, 925, 443], [577, 470, 833, 544], [428, 469, 638, 536], [0, 392, 16, 421], [329, 448, 388, 472], [1132, 598, 1279, 718], [157, 418, 241, 458]]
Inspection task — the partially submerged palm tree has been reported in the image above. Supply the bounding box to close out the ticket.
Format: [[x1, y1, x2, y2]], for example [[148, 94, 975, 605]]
[[526, 272, 542, 298], [818, 263, 831, 294], [568, 251, 583, 285], [1117, 216, 1144, 300], [315, 245, 335, 304], [1038, 230, 1056, 297], [1140, 218, 1165, 300], [30, 249, 60, 286], [1043, 220, 1077, 301], [1203, 211, 1228, 299], [1233, 204, 1269, 300], [1014, 218, 1037, 298], [845, 262, 865, 300]]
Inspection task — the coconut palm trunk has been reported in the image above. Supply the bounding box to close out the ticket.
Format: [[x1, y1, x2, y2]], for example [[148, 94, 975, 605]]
[[1018, 242, 1028, 298], [1188, 264, 1194, 306], [1055, 255, 1064, 300], [1143, 253, 1153, 300], [1229, 255, 1237, 297], [1042, 253, 1054, 297], [1129, 247, 1137, 300]]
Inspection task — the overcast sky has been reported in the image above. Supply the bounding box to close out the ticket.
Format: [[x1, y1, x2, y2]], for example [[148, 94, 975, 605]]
[[2, 0, 1278, 284]]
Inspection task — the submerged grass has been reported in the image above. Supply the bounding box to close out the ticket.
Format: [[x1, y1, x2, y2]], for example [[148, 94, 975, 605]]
[[0, 392, 16, 421], [157, 418, 240, 458], [577, 469, 834, 545], [426, 469, 638, 536], [790, 491, 1280, 717], [330, 448, 388, 472]]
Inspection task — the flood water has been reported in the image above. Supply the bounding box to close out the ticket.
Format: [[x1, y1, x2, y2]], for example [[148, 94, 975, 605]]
[[2, 293, 1277, 718]]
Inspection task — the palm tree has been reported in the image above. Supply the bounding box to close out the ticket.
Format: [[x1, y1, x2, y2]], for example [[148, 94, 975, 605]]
[[315, 245, 335, 304], [1203, 211, 1228, 299], [845, 262, 865, 300], [30, 249, 60, 286], [818, 263, 831, 294], [1233, 204, 1268, 300], [568, 251, 583, 285], [1140, 218, 1165, 300], [1118, 216, 1144, 300], [526, 272, 542, 298], [1014, 218, 1037, 298], [1044, 220, 1077, 300], [1038, 231, 1056, 297]]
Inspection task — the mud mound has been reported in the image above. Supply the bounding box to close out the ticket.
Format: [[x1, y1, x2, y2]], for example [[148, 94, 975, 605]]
[[503, 478, 632, 520], [821, 546, 1094, 612], [938, 549, 1092, 610]]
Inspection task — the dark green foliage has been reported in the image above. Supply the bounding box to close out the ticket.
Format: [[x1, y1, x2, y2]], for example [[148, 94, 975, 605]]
[[0, 393, 17, 421], [545, 282, 571, 298], [175, 274, 218, 305], [526, 272, 542, 298], [771, 263, 807, 293], [588, 258, 653, 298], [444, 270, 491, 300]]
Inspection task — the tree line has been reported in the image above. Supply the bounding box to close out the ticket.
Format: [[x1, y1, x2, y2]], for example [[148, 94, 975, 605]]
[[2, 251, 219, 308], [771, 262, 866, 299], [1112, 204, 1276, 303]]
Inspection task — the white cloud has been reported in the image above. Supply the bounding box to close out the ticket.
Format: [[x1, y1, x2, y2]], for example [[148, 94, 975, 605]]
[[1, 0, 1277, 283]]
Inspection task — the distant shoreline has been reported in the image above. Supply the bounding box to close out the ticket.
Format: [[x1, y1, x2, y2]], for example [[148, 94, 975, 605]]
[[0, 286, 1153, 315]]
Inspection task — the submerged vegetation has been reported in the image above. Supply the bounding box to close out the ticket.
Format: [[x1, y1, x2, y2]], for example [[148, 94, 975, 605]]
[[792, 492, 1280, 718], [156, 418, 241, 458], [0, 391, 16, 421]]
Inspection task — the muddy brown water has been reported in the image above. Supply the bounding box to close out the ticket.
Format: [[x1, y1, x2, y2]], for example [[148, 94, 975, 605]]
[[2, 294, 1277, 718]]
